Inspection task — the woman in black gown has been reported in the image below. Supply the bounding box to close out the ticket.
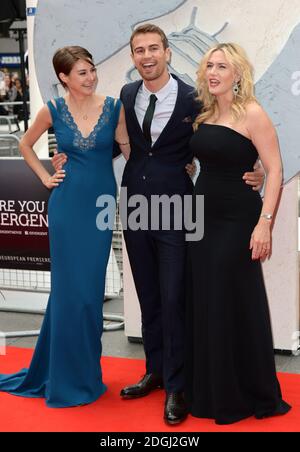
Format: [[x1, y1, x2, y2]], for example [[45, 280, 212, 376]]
[[185, 43, 291, 424]]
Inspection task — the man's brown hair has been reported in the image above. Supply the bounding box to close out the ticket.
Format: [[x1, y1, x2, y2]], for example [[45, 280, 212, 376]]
[[52, 46, 94, 87], [130, 24, 169, 52]]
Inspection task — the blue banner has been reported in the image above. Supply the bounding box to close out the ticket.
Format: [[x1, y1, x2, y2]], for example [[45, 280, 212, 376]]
[[27, 7, 36, 16], [0, 54, 21, 68]]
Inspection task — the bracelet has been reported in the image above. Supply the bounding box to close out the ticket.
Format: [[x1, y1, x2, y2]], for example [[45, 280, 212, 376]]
[[117, 141, 130, 146], [260, 213, 273, 220]]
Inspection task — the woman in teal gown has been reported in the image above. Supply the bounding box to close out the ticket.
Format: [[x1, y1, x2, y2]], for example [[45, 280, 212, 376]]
[[0, 46, 129, 407]]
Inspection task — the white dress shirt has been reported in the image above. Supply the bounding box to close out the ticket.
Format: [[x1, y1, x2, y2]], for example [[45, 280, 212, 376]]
[[134, 75, 178, 146]]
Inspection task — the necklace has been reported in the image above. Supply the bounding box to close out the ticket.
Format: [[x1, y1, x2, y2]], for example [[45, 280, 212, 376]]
[[77, 105, 89, 121], [68, 97, 92, 121]]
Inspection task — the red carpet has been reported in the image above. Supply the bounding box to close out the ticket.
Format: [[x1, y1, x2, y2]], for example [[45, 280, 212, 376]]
[[0, 346, 299, 432]]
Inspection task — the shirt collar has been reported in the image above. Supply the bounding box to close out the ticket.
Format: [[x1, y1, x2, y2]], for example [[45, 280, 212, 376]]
[[141, 74, 177, 103]]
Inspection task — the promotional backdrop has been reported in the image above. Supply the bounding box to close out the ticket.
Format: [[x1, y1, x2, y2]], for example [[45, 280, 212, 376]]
[[0, 159, 51, 271]]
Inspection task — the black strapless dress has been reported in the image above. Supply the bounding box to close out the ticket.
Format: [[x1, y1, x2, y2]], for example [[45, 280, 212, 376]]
[[185, 124, 291, 425]]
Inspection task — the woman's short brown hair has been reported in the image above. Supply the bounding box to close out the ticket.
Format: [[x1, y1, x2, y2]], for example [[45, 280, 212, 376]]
[[52, 46, 94, 87], [130, 24, 169, 52]]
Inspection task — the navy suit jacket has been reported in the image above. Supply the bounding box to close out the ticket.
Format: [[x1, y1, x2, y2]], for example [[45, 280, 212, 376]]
[[120, 74, 200, 197]]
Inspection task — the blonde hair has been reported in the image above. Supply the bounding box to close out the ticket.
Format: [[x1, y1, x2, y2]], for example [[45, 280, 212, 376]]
[[194, 43, 257, 129]]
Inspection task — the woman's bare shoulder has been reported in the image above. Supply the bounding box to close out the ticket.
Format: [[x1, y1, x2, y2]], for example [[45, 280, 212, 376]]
[[245, 101, 270, 125]]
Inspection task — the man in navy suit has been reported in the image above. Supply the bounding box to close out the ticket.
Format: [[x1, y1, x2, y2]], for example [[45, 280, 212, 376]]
[[119, 25, 198, 426], [119, 24, 263, 425]]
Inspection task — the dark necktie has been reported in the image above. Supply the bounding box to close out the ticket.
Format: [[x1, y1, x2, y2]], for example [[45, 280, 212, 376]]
[[142, 94, 157, 143]]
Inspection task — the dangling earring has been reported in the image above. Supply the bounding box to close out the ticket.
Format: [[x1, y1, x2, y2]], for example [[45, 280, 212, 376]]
[[233, 81, 239, 96]]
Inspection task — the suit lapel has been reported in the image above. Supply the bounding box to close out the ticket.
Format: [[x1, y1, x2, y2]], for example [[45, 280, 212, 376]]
[[126, 80, 146, 142]]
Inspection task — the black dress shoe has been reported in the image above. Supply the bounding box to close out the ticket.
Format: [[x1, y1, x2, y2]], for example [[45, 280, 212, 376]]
[[164, 392, 188, 425], [120, 374, 164, 399]]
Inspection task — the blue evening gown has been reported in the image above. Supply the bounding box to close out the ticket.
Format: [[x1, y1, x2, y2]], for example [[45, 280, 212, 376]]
[[0, 96, 120, 407]]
